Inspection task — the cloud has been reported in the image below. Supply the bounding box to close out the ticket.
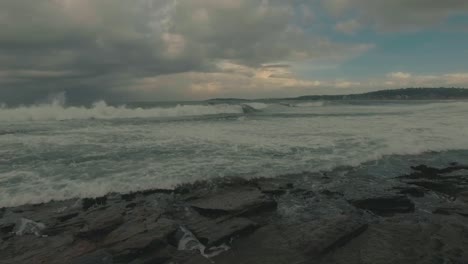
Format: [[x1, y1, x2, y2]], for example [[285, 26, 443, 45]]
[[91, 67, 468, 101], [335, 19, 361, 34], [0, 0, 373, 104], [323, 0, 468, 31], [129, 61, 325, 100], [0, 69, 87, 80], [387, 72, 412, 80], [335, 81, 361, 88]]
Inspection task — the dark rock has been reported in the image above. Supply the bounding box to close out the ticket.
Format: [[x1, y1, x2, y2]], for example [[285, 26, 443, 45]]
[[411, 165, 441, 176], [0, 234, 75, 264], [208, 215, 367, 264], [393, 187, 425, 197], [306, 216, 368, 257], [321, 190, 345, 198], [121, 193, 137, 202], [255, 179, 293, 195], [189, 187, 277, 217], [1, 222, 15, 234], [4, 163, 468, 264], [209, 225, 308, 264], [71, 250, 113, 264], [173, 253, 213, 264], [140, 188, 174, 196], [319, 220, 468, 264], [126, 203, 137, 209], [125, 203, 137, 209], [122, 205, 164, 223], [459, 191, 468, 204], [349, 196, 415, 216], [56, 212, 80, 222], [175, 187, 191, 195], [82, 196, 107, 211], [186, 217, 259, 247], [103, 217, 160, 246], [406, 180, 461, 199], [0, 222, 15, 241], [440, 165, 468, 174], [289, 188, 316, 198], [433, 207, 468, 217], [433, 208, 453, 215], [77, 208, 124, 239], [410, 164, 468, 175], [44, 215, 86, 236], [109, 218, 176, 263], [126, 246, 177, 264], [400, 164, 468, 200], [120, 189, 174, 202]]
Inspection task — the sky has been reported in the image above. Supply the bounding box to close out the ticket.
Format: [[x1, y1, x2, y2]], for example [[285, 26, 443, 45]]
[[1, 0, 468, 104]]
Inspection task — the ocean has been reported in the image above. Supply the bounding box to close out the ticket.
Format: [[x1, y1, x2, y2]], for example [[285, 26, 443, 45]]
[[1, 98, 468, 208]]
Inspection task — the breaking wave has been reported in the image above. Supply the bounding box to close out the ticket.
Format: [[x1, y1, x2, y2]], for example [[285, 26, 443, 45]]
[[2, 98, 468, 207], [242, 102, 270, 109], [294, 101, 326, 107], [0, 101, 248, 122]]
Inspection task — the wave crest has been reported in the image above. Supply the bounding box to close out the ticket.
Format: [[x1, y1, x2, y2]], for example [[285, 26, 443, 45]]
[[294, 101, 326, 107], [0, 101, 245, 122]]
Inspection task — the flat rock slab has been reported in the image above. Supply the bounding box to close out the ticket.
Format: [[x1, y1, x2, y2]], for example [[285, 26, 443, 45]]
[[433, 207, 468, 217], [393, 186, 425, 198], [3, 163, 468, 263], [405, 180, 463, 198], [320, 220, 468, 264], [442, 169, 468, 177], [206, 215, 367, 264], [457, 191, 468, 204], [103, 220, 149, 246], [209, 225, 308, 264], [70, 250, 113, 264], [0, 234, 76, 264], [103, 214, 166, 247], [189, 187, 277, 217], [187, 217, 259, 247], [305, 216, 368, 257], [108, 218, 177, 263], [349, 196, 415, 216], [45, 216, 86, 236], [78, 207, 125, 239]]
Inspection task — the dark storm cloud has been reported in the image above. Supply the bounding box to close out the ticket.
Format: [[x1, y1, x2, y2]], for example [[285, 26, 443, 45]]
[[0, 0, 201, 103], [0, 0, 375, 103]]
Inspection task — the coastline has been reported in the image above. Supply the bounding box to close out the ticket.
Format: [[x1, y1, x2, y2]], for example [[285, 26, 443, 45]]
[[1, 162, 468, 263]]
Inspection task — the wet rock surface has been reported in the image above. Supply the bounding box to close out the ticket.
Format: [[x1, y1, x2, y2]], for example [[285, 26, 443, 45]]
[[349, 195, 415, 216], [1, 164, 468, 263], [188, 186, 277, 216]]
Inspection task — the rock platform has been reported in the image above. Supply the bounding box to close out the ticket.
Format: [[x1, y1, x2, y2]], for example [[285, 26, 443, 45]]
[[1, 164, 468, 263]]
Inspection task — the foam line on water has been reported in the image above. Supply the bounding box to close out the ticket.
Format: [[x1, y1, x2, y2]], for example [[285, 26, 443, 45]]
[[1, 100, 468, 207], [0, 101, 247, 122]]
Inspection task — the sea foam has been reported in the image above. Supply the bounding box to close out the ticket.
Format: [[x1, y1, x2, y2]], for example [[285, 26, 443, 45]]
[[0, 101, 245, 122], [1, 100, 468, 208]]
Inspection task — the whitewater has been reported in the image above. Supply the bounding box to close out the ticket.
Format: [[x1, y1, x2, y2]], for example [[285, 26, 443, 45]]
[[1, 99, 468, 207]]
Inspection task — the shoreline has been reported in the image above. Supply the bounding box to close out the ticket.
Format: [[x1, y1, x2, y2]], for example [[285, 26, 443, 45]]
[[1, 163, 468, 263]]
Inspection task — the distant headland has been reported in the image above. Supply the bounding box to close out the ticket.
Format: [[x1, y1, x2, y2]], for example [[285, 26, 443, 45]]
[[208, 88, 468, 101]]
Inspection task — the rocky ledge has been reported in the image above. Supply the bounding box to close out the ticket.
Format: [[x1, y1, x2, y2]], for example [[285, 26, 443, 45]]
[[1, 163, 468, 264]]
